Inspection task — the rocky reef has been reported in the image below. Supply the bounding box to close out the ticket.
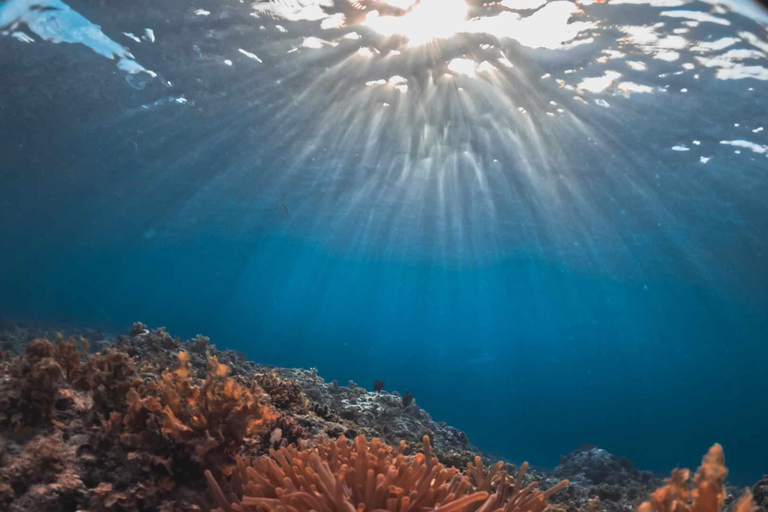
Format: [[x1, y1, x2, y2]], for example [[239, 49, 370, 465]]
[[0, 321, 762, 512]]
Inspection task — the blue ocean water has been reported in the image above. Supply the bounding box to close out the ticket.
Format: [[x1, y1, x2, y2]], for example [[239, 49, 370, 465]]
[[2, 0, 768, 486]]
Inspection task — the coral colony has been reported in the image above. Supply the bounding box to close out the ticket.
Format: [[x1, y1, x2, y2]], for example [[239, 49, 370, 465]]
[[0, 324, 763, 512]]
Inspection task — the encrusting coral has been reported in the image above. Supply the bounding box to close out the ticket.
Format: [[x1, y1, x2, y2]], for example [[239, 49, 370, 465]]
[[255, 371, 307, 411], [203, 434, 569, 512], [0, 338, 68, 429], [79, 348, 139, 418], [639, 444, 755, 512]]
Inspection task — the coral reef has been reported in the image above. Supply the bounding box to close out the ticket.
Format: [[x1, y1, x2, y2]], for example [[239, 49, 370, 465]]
[[639, 444, 755, 512], [203, 434, 568, 512], [0, 321, 765, 512], [265, 365, 477, 466]]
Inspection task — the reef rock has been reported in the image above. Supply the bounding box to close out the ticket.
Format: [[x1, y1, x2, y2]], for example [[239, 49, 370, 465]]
[[547, 446, 662, 512], [754, 476, 768, 512]]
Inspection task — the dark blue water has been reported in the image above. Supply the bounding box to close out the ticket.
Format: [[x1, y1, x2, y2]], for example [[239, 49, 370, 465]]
[[2, 0, 768, 486]]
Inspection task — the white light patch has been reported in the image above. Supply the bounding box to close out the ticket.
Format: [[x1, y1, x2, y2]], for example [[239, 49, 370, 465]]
[[627, 61, 647, 71], [467, 2, 597, 50], [143, 28, 155, 43], [388, 75, 408, 92], [696, 49, 768, 81], [382, 0, 418, 7], [194, 8, 210, 15], [501, 0, 547, 9], [239, 48, 263, 62], [343, 32, 361, 40], [123, 32, 141, 43], [11, 30, 34, 42], [320, 13, 345, 29], [477, 60, 496, 73], [302, 36, 336, 49], [660, 10, 730, 25], [610, 0, 686, 6], [739, 32, 768, 54], [620, 25, 688, 63], [366, 79, 386, 86], [720, 140, 768, 154], [700, 156, 711, 163], [364, 0, 468, 46], [692, 37, 739, 53], [358, 47, 376, 57], [448, 57, 477, 76], [577, 71, 621, 93], [618, 82, 654, 94], [672, 145, 690, 151], [654, 51, 681, 61], [364, 0, 594, 50], [715, 66, 768, 80], [498, 53, 514, 68]]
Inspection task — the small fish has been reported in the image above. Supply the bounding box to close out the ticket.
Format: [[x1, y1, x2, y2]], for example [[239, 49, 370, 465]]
[[373, 380, 384, 392]]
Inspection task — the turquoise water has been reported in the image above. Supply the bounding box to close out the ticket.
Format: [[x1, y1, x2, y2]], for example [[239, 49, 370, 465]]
[[2, 0, 767, 484]]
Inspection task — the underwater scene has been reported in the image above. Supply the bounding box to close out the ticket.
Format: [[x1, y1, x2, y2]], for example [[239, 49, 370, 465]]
[[1, 0, 768, 510]]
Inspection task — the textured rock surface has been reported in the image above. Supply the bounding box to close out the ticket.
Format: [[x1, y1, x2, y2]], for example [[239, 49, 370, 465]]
[[754, 476, 768, 512]]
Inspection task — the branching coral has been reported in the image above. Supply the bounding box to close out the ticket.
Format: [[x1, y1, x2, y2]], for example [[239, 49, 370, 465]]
[[638, 445, 755, 512], [203, 434, 568, 512], [119, 351, 277, 469]]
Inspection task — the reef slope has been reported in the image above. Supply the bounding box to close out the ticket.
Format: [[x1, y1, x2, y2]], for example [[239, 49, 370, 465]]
[[0, 322, 763, 512]]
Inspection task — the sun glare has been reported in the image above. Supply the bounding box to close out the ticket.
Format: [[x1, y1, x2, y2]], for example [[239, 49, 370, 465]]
[[363, 0, 469, 46]]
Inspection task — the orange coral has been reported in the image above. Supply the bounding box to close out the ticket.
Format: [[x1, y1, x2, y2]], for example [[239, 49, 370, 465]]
[[203, 434, 568, 512], [638, 445, 755, 512], [121, 351, 277, 468]]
